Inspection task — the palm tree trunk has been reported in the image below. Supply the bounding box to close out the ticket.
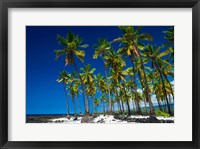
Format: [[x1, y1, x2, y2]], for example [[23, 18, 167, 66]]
[[72, 97, 76, 115], [156, 95, 162, 111], [92, 97, 95, 114], [115, 87, 122, 114], [63, 83, 70, 115], [162, 68, 174, 102], [76, 96, 82, 114], [136, 100, 141, 115], [130, 56, 141, 115], [122, 83, 131, 116], [133, 47, 155, 115], [73, 62, 89, 114], [153, 61, 172, 115], [132, 99, 136, 111], [143, 99, 148, 115], [112, 102, 115, 112], [103, 101, 105, 114], [103, 60, 112, 113], [121, 100, 125, 113]]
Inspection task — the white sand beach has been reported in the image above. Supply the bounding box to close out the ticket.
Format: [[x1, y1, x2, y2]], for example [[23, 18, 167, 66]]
[[48, 115, 174, 123]]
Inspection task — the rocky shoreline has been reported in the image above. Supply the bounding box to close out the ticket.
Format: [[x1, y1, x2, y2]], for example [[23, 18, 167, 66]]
[[26, 114, 174, 123]]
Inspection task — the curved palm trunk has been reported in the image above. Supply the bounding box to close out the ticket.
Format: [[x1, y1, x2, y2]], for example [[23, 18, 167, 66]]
[[152, 65, 163, 112], [103, 60, 112, 113], [153, 61, 172, 115], [133, 46, 155, 115], [162, 68, 174, 102], [130, 56, 142, 115], [63, 83, 70, 115]]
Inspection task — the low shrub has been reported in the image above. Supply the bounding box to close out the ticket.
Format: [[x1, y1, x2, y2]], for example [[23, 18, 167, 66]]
[[155, 110, 170, 117]]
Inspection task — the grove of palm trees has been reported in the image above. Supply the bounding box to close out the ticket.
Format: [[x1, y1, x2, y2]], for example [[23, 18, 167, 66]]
[[52, 26, 174, 123]]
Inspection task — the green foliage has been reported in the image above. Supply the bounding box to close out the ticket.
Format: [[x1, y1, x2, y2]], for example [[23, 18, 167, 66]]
[[155, 110, 170, 117]]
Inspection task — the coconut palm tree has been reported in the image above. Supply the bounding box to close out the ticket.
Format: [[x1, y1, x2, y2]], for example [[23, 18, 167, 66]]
[[93, 39, 112, 111], [163, 27, 174, 45], [123, 67, 142, 114], [69, 72, 82, 114], [57, 71, 71, 115], [143, 44, 173, 115], [54, 31, 89, 114], [104, 49, 127, 114], [80, 64, 96, 114], [163, 27, 174, 62], [67, 83, 77, 115], [114, 26, 155, 115]]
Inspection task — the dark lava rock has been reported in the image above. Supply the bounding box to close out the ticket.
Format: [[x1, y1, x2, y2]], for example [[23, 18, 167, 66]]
[[81, 114, 94, 123], [66, 115, 71, 119], [149, 115, 160, 123], [73, 117, 77, 121]]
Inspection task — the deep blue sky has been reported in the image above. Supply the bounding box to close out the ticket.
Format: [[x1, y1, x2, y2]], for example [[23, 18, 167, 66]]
[[26, 26, 173, 114]]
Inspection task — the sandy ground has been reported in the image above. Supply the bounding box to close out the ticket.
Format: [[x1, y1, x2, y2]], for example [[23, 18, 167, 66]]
[[49, 115, 174, 123]]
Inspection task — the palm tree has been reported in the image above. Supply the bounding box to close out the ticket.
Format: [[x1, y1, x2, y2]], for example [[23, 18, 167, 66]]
[[54, 31, 89, 114], [57, 71, 71, 115], [69, 72, 82, 114], [80, 64, 96, 114], [104, 49, 126, 114], [114, 26, 155, 115], [67, 83, 78, 115], [163, 27, 174, 62], [143, 44, 173, 115], [123, 67, 142, 114], [163, 27, 174, 45], [93, 39, 113, 113], [121, 81, 131, 115]]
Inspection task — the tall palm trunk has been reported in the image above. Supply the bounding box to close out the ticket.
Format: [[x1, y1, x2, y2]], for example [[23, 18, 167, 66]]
[[92, 97, 95, 114], [103, 101, 105, 114], [153, 61, 172, 115], [63, 83, 70, 115], [76, 96, 82, 114], [122, 83, 131, 115], [130, 56, 142, 115], [132, 99, 136, 111], [112, 102, 115, 112], [143, 99, 148, 115], [72, 97, 76, 115], [135, 100, 141, 115], [155, 95, 163, 111], [121, 100, 125, 113], [133, 46, 155, 115], [73, 61, 89, 114], [162, 68, 174, 102], [152, 66, 162, 112], [103, 59, 112, 113], [115, 88, 122, 114]]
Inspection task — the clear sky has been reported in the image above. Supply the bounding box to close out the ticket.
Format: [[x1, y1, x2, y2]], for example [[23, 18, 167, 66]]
[[26, 26, 173, 114]]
